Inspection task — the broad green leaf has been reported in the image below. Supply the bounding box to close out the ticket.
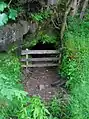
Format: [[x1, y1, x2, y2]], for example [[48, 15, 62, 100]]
[[0, 2, 7, 12], [9, 9, 17, 20], [0, 13, 8, 26], [45, 108, 50, 115]]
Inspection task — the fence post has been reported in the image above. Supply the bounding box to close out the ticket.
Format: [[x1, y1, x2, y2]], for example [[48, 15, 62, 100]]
[[26, 48, 29, 73]]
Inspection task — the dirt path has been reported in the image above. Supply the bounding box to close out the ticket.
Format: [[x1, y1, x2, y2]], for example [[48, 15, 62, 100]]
[[23, 67, 67, 100]]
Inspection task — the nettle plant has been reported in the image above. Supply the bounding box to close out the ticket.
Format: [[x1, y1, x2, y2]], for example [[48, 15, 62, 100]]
[[0, 1, 17, 26]]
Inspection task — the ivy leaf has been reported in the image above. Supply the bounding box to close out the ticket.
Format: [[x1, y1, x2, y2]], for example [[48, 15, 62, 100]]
[[0, 2, 7, 12], [9, 9, 17, 20], [0, 13, 8, 26]]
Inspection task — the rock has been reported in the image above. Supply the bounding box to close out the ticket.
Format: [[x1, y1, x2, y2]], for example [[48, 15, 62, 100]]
[[45, 85, 49, 88], [0, 20, 38, 51], [48, 92, 51, 94], [40, 84, 45, 90]]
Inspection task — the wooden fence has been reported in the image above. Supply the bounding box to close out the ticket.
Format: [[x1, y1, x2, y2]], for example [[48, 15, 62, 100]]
[[21, 49, 59, 68]]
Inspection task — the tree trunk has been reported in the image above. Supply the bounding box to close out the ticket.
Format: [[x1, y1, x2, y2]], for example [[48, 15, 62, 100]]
[[60, 0, 72, 40], [71, 0, 82, 16], [71, 0, 78, 16], [80, 0, 89, 19]]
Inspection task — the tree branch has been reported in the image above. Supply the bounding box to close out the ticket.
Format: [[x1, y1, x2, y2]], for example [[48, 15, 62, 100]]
[[60, 0, 72, 40], [80, 0, 89, 19], [8, 0, 13, 7], [51, 19, 60, 30]]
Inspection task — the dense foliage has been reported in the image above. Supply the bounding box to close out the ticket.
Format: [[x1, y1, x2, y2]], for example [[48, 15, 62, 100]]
[[0, 53, 26, 118], [61, 15, 89, 119]]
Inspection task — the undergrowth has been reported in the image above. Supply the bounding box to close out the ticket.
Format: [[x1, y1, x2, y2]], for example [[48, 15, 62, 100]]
[[31, 9, 52, 23], [0, 53, 64, 119], [0, 53, 51, 119], [0, 53, 27, 119], [61, 16, 89, 119]]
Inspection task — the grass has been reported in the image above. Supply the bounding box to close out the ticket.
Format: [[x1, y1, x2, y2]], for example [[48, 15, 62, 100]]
[[61, 17, 89, 119]]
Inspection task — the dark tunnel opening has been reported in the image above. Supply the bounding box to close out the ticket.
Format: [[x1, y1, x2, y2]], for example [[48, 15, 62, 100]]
[[31, 42, 56, 50]]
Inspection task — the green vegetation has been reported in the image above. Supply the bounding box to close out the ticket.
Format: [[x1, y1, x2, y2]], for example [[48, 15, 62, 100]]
[[31, 9, 52, 23], [48, 97, 61, 118], [61, 16, 89, 119], [28, 96, 50, 119], [0, 53, 27, 118], [23, 31, 59, 49], [0, 1, 17, 26]]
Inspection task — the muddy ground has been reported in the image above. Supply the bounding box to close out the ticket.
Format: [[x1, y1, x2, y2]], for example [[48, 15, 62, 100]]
[[22, 67, 68, 101]]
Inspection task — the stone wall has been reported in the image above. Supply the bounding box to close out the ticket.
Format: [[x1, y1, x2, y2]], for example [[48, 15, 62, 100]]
[[0, 20, 38, 51]]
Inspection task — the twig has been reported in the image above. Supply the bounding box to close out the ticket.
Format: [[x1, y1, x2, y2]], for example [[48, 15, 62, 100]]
[[51, 19, 60, 30], [8, 0, 13, 7]]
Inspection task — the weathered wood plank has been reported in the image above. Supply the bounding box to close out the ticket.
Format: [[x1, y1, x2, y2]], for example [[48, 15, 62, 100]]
[[21, 57, 59, 62], [22, 63, 58, 67], [21, 50, 59, 55]]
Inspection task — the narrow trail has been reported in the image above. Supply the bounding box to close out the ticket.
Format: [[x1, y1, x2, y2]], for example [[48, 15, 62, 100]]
[[23, 67, 67, 101]]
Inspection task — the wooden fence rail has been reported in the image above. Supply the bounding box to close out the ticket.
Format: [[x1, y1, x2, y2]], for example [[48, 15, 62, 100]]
[[21, 57, 59, 62], [21, 50, 59, 55], [21, 49, 59, 68]]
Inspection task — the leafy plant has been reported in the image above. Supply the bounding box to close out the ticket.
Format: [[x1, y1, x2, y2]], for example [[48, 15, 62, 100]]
[[0, 53, 28, 118], [8, 8, 17, 20], [0, 13, 8, 26], [0, 1, 17, 26], [48, 97, 61, 118], [31, 9, 52, 23], [27, 96, 50, 119], [60, 16, 89, 119]]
